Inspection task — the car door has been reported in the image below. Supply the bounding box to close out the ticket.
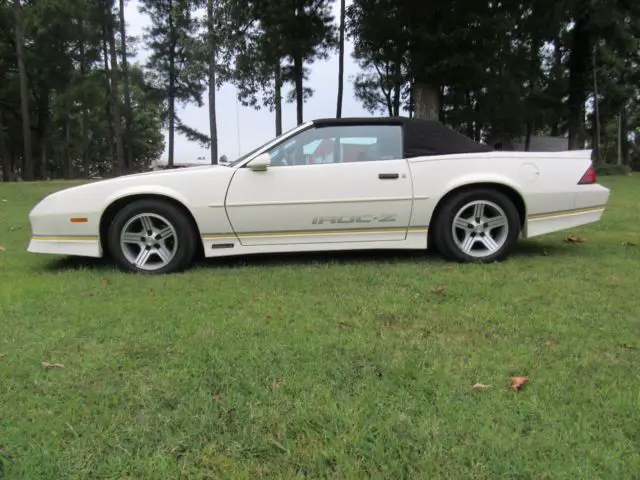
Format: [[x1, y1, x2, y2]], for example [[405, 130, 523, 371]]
[[224, 123, 414, 246]]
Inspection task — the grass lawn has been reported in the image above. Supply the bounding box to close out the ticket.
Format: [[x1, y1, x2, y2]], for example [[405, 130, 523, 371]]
[[1, 176, 639, 479]]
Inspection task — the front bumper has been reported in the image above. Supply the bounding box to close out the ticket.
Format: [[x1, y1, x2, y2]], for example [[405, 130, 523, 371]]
[[27, 236, 102, 257], [27, 192, 103, 258]]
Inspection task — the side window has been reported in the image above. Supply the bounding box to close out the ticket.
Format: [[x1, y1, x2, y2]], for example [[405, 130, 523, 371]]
[[266, 124, 402, 166]]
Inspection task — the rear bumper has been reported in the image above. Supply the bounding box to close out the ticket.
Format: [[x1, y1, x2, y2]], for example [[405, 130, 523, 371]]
[[525, 184, 610, 238], [573, 183, 611, 210]]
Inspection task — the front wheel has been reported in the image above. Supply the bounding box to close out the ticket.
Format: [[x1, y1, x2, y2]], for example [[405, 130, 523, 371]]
[[433, 189, 520, 263], [107, 199, 198, 274]]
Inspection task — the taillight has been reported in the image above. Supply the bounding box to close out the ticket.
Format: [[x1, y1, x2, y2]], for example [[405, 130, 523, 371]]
[[578, 165, 597, 184]]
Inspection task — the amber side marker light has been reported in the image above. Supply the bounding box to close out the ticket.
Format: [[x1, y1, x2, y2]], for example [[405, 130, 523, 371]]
[[70, 217, 88, 223]]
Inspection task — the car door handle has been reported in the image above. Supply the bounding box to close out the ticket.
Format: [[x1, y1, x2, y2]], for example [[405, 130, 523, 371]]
[[378, 173, 399, 180]]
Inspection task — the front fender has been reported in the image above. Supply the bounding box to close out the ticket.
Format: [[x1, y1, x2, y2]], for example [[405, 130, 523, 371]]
[[102, 185, 192, 212]]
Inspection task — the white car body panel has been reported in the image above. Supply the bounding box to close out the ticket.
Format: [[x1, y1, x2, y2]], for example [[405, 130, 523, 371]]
[[225, 159, 415, 245], [26, 120, 611, 263]]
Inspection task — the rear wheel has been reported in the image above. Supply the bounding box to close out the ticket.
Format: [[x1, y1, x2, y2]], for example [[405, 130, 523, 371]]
[[433, 189, 520, 263], [107, 199, 198, 274]]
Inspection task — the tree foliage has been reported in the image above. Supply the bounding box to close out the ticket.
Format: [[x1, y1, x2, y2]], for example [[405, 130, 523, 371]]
[[2, 0, 639, 182], [0, 0, 166, 181], [140, 0, 209, 167], [230, 0, 336, 133], [348, 0, 640, 165]]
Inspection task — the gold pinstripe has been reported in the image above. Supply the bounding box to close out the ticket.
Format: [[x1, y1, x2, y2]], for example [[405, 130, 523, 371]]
[[201, 234, 236, 240], [202, 226, 428, 240], [33, 227, 429, 243], [528, 206, 605, 221], [31, 236, 99, 241]]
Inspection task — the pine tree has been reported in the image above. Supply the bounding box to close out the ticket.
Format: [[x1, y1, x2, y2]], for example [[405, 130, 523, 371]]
[[141, 0, 209, 167], [232, 0, 335, 129]]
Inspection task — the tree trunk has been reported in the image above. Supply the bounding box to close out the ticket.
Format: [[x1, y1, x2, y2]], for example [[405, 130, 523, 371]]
[[79, 20, 90, 176], [207, 0, 218, 164], [412, 82, 439, 120], [550, 37, 563, 137], [119, 0, 135, 172], [40, 142, 47, 179], [13, 0, 33, 181], [34, 86, 49, 180], [102, 34, 115, 171], [105, 0, 126, 175], [408, 85, 414, 118], [275, 61, 282, 136], [524, 123, 533, 151], [621, 108, 629, 165], [0, 109, 12, 182], [567, 14, 591, 150], [65, 116, 73, 179], [168, 0, 175, 167], [473, 92, 481, 142], [335, 0, 345, 118], [438, 85, 445, 123], [392, 59, 402, 116], [294, 50, 303, 125], [525, 35, 540, 152], [591, 45, 601, 163], [464, 90, 474, 138], [392, 83, 401, 116]]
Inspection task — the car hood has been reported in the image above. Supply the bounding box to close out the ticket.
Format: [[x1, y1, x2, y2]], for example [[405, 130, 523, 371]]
[[57, 164, 225, 192], [33, 164, 233, 211]]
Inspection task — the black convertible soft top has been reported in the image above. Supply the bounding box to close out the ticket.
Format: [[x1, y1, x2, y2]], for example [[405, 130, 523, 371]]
[[312, 116, 492, 158]]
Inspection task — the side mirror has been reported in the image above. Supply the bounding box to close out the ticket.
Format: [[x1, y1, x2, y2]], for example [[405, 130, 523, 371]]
[[248, 153, 271, 172]]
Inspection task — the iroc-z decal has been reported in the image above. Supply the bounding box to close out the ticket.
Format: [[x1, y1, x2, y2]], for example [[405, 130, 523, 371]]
[[311, 214, 397, 225]]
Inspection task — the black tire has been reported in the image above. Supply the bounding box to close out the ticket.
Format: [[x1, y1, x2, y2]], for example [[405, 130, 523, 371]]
[[432, 188, 520, 263], [107, 199, 198, 274]]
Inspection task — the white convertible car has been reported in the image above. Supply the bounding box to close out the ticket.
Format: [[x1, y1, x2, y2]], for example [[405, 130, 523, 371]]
[[27, 117, 610, 274]]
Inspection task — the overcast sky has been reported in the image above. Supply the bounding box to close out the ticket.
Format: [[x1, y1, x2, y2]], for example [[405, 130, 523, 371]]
[[124, 0, 374, 163]]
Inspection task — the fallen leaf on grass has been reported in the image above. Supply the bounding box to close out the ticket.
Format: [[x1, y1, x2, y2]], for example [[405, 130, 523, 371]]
[[564, 236, 587, 243], [621, 241, 637, 247], [510, 376, 529, 390], [0, 245, 5, 252], [430, 286, 446, 295], [213, 392, 224, 403], [269, 378, 283, 392], [42, 362, 65, 369], [100, 278, 111, 286], [338, 321, 355, 329], [621, 343, 636, 350], [149, 288, 155, 297], [547, 336, 559, 346], [471, 383, 491, 390], [0, 353, 5, 360]]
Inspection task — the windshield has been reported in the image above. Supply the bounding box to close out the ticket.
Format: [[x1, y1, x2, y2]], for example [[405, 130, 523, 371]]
[[227, 123, 309, 167]]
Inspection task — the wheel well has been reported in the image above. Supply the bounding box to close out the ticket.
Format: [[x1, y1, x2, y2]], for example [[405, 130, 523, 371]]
[[99, 194, 204, 258], [428, 183, 526, 238]]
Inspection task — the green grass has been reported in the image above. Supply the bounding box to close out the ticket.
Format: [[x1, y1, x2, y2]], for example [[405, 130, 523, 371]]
[[1, 177, 639, 479]]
